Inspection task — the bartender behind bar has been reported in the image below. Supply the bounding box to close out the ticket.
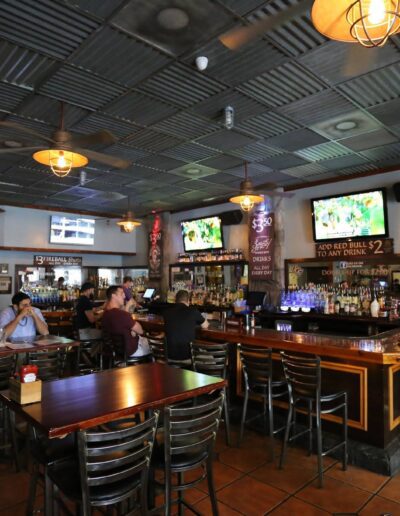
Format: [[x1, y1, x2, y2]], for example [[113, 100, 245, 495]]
[[0, 292, 49, 339]]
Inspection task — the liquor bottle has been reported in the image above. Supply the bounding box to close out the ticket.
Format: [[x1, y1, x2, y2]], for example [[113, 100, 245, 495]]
[[370, 292, 380, 318], [334, 294, 341, 314]]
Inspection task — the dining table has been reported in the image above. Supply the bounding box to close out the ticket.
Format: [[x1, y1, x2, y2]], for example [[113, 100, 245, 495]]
[[0, 335, 79, 358]]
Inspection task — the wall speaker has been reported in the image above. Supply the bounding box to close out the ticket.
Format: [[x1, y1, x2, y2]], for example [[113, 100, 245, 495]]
[[393, 183, 400, 202], [219, 210, 243, 225]]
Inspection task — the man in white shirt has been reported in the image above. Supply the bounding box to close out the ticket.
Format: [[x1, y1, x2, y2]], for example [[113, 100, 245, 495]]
[[0, 292, 48, 340]]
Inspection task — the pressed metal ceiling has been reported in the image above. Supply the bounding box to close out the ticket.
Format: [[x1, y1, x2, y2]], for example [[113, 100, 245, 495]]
[[0, 0, 399, 216]]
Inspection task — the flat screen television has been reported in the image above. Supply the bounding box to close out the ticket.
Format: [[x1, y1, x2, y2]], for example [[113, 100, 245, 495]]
[[181, 216, 224, 252], [311, 188, 388, 242], [50, 215, 95, 246], [142, 288, 155, 300]]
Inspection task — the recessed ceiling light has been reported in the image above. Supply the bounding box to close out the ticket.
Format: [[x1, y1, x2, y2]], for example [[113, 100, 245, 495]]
[[186, 168, 201, 176], [335, 121, 357, 131], [157, 8, 189, 30]]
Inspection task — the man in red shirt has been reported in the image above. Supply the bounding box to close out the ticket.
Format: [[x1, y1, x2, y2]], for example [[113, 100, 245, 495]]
[[102, 285, 150, 358]]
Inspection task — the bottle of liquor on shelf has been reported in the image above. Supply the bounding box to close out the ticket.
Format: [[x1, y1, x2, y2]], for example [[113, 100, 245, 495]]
[[370, 292, 380, 318]]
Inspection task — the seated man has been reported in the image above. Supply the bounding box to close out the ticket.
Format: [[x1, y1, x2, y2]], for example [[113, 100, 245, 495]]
[[102, 285, 150, 358], [0, 292, 48, 339], [122, 276, 139, 312], [76, 282, 103, 330], [163, 290, 209, 364]]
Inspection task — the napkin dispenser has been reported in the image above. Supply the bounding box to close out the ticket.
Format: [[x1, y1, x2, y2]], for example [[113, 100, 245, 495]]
[[9, 378, 42, 405]]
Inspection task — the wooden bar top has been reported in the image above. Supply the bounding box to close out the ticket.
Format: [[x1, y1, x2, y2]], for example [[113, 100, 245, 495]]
[[0, 363, 226, 438], [134, 314, 400, 365]]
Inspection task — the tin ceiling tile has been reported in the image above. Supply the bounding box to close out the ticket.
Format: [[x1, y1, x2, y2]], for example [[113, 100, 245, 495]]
[[225, 162, 272, 178], [334, 164, 378, 176], [261, 153, 309, 170], [191, 90, 265, 122], [360, 142, 400, 161], [278, 90, 356, 126], [316, 154, 368, 171], [105, 91, 178, 126], [0, 0, 99, 59], [294, 142, 351, 162], [218, 0, 267, 16], [302, 171, 341, 182], [265, 128, 327, 152], [136, 155, 187, 171], [65, 0, 126, 19], [161, 142, 219, 163], [367, 98, 400, 127], [0, 82, 29, 112], [199, 154, 244, 170], [196, 129, 256, 151], [299, 41, 400, 85], [282, 162, 326, 177], [339, 128, 399, 152], [152, 172, 188, 185], [72, 112, 139, 139], [337, 63, 400, 108], [103, 144, 149, 162], [168, 164, 218, 179], [238, 62, 325, 108], [153, 112, 220, 140], [17, 96, 88, 128], [178, 190, 209, 200], [310, 110, 382, 140], [229, 140, 282, 161], [72, 26, 170, 87], [236, 111, 300, 138], [123, 129, 183, 152], [40, 65, 126, 110], [137, 63, 226, 108]]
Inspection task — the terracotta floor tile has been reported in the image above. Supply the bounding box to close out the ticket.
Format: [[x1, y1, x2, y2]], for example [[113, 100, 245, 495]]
[[378, 474, 400, 503], [0, 470, 30, 509], [267, 497, 331, 515], [359, 494, 400, 515], [218, 445, 269, 473], [0, 494, 44, 516], [250, 460, 317, 494], [185, 461, 244, 493], [194, 497, 243, 515], [326, 462, 389, 493], [283, 445, 338, 469], [297, 476, 372, 514], [217, 475, 287, 516]]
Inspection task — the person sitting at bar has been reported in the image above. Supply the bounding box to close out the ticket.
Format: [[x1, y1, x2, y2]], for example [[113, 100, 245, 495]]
[[122, 276, 139, 312], [102, 285, 150, 358], [56, 276, 65, 289], [75, 281, 103, 329], [163, 289, 209, 364], [0, 292, 48, 339]]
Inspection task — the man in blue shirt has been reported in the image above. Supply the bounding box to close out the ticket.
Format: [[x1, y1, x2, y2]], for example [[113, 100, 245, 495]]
[[0, 292, 48, 340]]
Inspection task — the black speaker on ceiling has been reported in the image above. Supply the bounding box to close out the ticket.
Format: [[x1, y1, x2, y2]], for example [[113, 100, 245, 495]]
[[219, 210, 243, 225], [393, 183, 400, 202]]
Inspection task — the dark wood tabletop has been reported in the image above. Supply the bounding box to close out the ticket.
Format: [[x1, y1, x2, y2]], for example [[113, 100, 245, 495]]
[[0, 363, 226, 438], [133, 314, 400, 364], [0, 335, 79, 357]]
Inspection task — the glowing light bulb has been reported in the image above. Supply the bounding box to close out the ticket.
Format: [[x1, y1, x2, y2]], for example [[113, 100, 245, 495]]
[[240, 196, 254, 212], [50, 151, 72, 177], [368, 0, 386, 23], [125, 221, 134, 232]]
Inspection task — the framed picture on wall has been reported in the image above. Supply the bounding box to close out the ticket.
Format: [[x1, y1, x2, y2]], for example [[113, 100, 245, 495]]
[[0, 264, 8, 274], [0, 276, 11, 294]]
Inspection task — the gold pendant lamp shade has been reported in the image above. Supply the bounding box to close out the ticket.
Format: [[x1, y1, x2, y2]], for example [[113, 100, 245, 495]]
[[116, 211, 141, 233], [229, 163, 263, 212], [312, 0, 400, 47], [33, 149, 88, 178]]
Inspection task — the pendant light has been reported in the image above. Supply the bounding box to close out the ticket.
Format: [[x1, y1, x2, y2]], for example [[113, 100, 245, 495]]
[[229, 163, 263, 212], [312, 0, 400, 47], [116, 197, 141, 232]]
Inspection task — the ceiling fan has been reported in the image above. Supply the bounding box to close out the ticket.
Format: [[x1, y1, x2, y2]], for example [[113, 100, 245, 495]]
[[0, 103, 130, 177]]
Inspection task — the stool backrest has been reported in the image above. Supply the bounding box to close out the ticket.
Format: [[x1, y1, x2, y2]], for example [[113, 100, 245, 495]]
[[0, 354, 14, 389], [28, 350, 61, 381], [164, 394, 223, 463], [148, 335, 166, 363], [238, 343, 272, 389], [78, 412, 158, 511], [280, 351, 321, 400], [190, 341, 228, 379]]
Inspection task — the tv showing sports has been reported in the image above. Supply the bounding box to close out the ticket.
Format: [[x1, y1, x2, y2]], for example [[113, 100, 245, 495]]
[[50, 216, 95, 245], [181, 216, 224, 252], [311, 188, 388, 242]]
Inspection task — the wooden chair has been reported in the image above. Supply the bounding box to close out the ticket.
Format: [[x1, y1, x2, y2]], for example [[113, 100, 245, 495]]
[[44, 311, 74, 338]]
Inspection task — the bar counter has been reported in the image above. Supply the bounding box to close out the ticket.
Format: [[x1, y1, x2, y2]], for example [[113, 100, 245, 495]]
[[137, 314, 400, 474]]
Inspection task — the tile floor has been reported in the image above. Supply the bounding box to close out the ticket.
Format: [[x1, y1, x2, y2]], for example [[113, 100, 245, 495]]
[[0, 426, 399, 515]]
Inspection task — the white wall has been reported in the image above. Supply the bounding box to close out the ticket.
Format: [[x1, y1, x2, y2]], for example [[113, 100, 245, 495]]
[[283, 171, 400, 259]]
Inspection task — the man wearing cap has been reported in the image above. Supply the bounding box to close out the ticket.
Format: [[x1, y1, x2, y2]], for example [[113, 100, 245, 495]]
[[0, 292, 49, 339], [75, 281, 103, 329]]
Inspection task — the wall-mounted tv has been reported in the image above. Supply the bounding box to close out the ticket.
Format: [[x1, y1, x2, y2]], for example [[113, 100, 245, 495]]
[[311, 188, 388, 242], [50, 216, 95, 246], [181, 216, 224, 252]]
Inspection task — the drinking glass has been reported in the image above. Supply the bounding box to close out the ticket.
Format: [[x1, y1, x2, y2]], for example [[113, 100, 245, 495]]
[[0, 328, 5, 345]]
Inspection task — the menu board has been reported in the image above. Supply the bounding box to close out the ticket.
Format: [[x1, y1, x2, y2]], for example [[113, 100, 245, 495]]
[[249, 211, 274, 279]]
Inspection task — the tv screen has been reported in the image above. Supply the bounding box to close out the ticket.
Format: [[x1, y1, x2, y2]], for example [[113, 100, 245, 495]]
[[143, 288, 155, 300], [50, 216, 95, 246], [311, 188, 388, 242], [181, 216, 224, 252]]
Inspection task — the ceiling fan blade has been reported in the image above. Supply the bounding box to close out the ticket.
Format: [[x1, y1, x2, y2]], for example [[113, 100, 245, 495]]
[[220, 0, 314, 50], [69, 130, 117, 148], [0, 121, 55, 144], [263, 190, 295, 198], [74, 147, 131, 169], [0, 146, 44, 154], [342, 44, 378, 77]]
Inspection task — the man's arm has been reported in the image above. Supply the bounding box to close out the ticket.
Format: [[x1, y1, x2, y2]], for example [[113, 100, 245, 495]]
[[1, 308, 21, 338], [31, 308, 49, 336], [131, 320, 144, 336], [84, 309, 101, 324]]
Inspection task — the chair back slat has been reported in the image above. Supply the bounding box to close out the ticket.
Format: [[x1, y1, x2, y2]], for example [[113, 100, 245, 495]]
[[238, 344, 272, 388], [0, 355, 14, 389], [191, 342, 228, 379], [148, 335, 166, 363], [280, 351, 321, 399], [28, 350, 61, 381]]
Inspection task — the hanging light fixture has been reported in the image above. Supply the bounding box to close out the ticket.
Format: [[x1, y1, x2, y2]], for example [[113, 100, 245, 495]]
[[229, 163, 263, 212], [116, 197, 141, 233], [312, 0, 400, 47]]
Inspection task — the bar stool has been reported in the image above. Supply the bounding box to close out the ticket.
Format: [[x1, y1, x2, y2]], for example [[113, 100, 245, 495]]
[[103, 333, 152, 367], [279, 351, 348, 488], [147, 333, 167, 363], [191, 340, 231, 446], [76, 327, 103, 374], [238, 344, 287, 460]]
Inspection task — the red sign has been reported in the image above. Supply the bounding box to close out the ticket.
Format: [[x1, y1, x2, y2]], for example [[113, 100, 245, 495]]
[[148, 216, 163, 279], [249, 211, 274, 279]]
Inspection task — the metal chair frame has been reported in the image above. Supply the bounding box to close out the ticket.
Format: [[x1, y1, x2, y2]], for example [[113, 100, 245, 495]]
[[238, 344, 288, 460], [0, 354, 19, 471], [279, 351, 348, 488], [27, 349, 62, 381], [191, 341, 231, 446]]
